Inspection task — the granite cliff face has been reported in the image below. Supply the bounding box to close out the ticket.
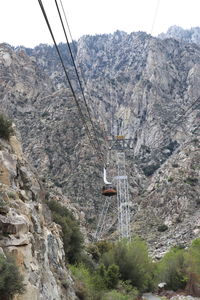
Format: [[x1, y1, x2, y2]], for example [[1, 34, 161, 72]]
[[0, 43, 104, 224], [0, 27, 200, 256], [71, 31, 200, 252], [0, 132, 77, 299]]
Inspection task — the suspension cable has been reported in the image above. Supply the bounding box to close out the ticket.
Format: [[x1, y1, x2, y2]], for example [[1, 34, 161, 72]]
[[59, 0, 77, 55], [54, 0, 104, 160], [170, 96, 200, 133], [58, 0, 109, 148], [56, 0, 109, 158], [38, 0, 103, 162], [150, 0, 161, 35]]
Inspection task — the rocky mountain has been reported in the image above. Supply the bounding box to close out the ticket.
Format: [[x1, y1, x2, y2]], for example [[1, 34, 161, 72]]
[[159, 25, 200, 45], [0, 27, 200, 257], [0, 130, 77, 299], [0, 43, 105, 226]]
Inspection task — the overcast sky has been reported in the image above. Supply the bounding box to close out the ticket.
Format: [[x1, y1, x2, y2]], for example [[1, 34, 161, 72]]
[[1, 0, 200, 47]]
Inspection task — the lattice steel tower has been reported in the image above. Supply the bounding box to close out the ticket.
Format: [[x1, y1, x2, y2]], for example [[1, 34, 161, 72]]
[[94, 139, 131, 241], [116, 151, 131, 239]]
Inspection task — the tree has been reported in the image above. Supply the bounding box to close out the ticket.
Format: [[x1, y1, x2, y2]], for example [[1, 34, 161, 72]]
[[0, 254, 25, 299], [47, 200, 84, 264], [157, 247, 187, 291], [186, 238, 200, 296], [102, 237, 154, 291]]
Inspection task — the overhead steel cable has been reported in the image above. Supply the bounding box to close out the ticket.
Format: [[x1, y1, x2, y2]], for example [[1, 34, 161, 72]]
[[58, 0, 109, 149], [38, 0, 102, 161], [54, 0, 104, 160], [58, 0, 77, 55], [150, 0, 161, 35]]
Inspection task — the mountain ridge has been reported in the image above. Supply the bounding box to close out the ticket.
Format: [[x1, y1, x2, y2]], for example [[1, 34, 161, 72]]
[[0, 27, 199, 255]]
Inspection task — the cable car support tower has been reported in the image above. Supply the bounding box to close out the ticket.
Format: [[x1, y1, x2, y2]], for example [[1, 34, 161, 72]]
[[116, 151, 130, 239], [95, 136, 131, 241], [110, 137, 131, 240]]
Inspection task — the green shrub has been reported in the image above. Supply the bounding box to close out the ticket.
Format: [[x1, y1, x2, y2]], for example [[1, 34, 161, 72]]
[[102, 290, 135, 300], [87, 240, 113, 263], [47, 200, 84, 264], [157, 224, 168, 232], [166, 140, 178, 152], [157, 247, 187, 291], [102, 238, 155, 292], [186, 238, 200, 295], [0, 254, 25, 299], [120, 281, 139, 299], [70, 263, 105, 299], [105, 264, 120, 289], [185, 177, 198, 186], [6, 191, 16, 199], [168, 177, 174, 182], [142, 164, 160, 176], [95, 240, 113, 256], [172, 163, 179, 168], [87, 244, 101, 262], [187, 238, 200, 276], [0, 114, 13, 140]]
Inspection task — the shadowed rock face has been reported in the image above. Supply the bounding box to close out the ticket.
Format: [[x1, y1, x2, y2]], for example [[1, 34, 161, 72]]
[[0, 28, 200, 255]]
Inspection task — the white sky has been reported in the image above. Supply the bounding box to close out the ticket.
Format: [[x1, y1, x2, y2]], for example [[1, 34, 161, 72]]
[[0, 0, 200, 48]]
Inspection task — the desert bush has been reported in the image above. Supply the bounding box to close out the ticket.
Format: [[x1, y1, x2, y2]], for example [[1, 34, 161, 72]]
[[95, 240, 113, 256], [185, 177, 198, 186], [157, 224, 168, 232], [0, 254, 25, 299], [168, 177, 174, 182], [70, 263, 138, 300], [172, 163, 179, 168], [0, 114, 13, 140], [142, 164, 160, 176], [70, 263, 105, 300], [87, 243, 101, 262], [105, 264, 120, 289]]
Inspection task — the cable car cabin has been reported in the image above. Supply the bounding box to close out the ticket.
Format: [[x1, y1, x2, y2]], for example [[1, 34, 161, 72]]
[[102, 185, 117, 197]]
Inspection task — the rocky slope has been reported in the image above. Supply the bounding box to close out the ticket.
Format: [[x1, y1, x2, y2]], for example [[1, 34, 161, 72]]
[[132, 137, 200, 257], [0, 43, 105, 225], [159, 26, 200, 45], [0, 130, 78, 299], [0, 27, 200, 255]]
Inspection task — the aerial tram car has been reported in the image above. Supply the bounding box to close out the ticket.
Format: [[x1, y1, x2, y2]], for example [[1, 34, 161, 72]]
[[101, 167, 117, 197]]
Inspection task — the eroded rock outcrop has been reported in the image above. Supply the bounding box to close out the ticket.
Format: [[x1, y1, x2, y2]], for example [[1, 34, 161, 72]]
[[0, 134, 77, 299], [159, 25, 200, 45]]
